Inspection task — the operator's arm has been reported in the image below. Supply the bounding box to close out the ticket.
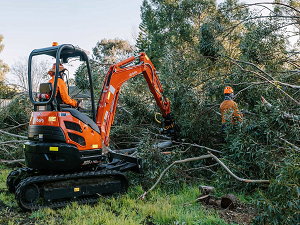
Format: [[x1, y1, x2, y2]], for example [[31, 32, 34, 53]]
[[57, 79, 78, 107]]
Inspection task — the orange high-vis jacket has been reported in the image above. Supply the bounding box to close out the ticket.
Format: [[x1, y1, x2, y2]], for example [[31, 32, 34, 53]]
[[220, 100, 243, 124], [48, 77, 77, 108]]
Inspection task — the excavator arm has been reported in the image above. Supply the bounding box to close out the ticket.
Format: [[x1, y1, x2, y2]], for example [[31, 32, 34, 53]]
[[96, 52, 179, 146]]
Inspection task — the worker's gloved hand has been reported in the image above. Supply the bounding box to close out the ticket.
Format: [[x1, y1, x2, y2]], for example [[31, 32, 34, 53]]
[[77, 100, 82, 110]]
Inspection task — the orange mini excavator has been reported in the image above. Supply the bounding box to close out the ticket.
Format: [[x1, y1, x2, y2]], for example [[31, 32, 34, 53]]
[[6, 44, 180, 210]]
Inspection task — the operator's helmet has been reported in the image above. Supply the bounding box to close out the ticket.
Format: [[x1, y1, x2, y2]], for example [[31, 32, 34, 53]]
[[48, 63, 67, 76], [224, 86, 234, 95]]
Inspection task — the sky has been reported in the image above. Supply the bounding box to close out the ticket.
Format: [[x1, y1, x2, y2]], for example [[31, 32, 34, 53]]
[[0, 0, 273, 82], [0, 0, 143, 81]]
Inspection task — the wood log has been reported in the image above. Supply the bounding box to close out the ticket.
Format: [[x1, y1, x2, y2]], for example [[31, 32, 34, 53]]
[[199, 185, 214, 195], [221, 194, 237, 209]]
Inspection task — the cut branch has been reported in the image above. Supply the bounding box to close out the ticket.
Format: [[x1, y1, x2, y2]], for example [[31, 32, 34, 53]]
[[261, 96, 299, 120], [279, 137, 300, 151], [0, 140, 27, 144], [174, 142, 222, 154], [3, 123, 28, 131], [0, 130, 27, 139], [139, 152, 269, 200], [225, 57, 300, 105], [0, 159, 25, 164]]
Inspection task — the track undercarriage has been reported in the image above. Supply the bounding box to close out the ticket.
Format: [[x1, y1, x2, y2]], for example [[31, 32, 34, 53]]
[[7, 152, 142, 211]]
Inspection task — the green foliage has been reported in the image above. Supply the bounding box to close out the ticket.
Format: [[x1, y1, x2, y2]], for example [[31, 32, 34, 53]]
[[254, 153, 300, 224], [0, 95, 31, 160], [214, 100, 299, 187], [74, 59, 105, 99], [0, 95, 32, 128], [0, 81, 18, 99], [0, 34, 9, 82], [75, 38, 135, 101], [240, 19, 287, 65], [135, 0, 300, 223], [93, 38, 135, 64], [199, 22, 221, 58], [137, 0, 216, 67], [132, 135, 183, 190]]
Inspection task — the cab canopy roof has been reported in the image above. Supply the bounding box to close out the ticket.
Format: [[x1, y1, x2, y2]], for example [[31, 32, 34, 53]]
[[29, 44, 88, 62]]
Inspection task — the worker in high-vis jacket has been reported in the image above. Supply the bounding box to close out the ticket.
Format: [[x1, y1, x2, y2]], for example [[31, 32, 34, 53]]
[[48, 63, 82, 108], [220, 86, 243, 133]]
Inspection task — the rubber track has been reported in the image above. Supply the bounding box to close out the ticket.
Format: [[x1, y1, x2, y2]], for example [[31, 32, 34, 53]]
[[15, 170, 128, 211], [6, 167, 35, 193]]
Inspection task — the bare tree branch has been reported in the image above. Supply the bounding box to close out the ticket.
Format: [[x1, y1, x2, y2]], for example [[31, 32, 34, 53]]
[[261, 96, 299, 120], [139, 152, 269, 200], [240, 2, 300, 15], [0, 129, 27, 139], [0, 158, 25, 164], [225, 57, 300, 105], [174, 142, 222, 154], [0, 140, 26, 144], [279, 137, 300, 151], [3, 123, 28, 131]]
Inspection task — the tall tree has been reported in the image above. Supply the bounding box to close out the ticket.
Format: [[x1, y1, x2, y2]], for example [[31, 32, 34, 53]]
[[137, 0, 216, 67], [0, 34, 9, 82], [75, 38, 135, 97], [137, 1, 300, 223], [93, 38, 135, 64], [10, 57, 49, 93]]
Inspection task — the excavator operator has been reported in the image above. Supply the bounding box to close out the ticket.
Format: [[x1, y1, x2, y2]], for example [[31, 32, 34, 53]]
[[220, 86, 243, 133], [48, 63, 82, 108]]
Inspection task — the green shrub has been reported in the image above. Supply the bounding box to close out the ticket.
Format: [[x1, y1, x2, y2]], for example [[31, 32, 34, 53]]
[[254, 153, 300, 224], [0, 95, 31, 160], [0, 95, 32, 129]]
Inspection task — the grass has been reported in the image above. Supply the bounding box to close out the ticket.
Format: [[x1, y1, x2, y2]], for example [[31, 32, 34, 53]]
[[0, 167, 243, 224], [30, 186, 230, 225]]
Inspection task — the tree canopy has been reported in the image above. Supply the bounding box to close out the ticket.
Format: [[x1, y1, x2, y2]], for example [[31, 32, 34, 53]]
[[0, 34, 9, 82], [134, 1, 300, 223]]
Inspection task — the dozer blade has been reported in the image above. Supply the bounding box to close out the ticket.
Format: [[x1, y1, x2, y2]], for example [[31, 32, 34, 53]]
[[107, 151, 143, 174]]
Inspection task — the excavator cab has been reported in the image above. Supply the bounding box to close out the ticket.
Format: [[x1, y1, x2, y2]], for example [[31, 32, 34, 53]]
[[29, 44, 96, 116], [26, 44, 104, 172]]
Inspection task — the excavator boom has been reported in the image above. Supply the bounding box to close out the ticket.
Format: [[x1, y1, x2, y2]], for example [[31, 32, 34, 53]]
[[96, 52, 178, 146]]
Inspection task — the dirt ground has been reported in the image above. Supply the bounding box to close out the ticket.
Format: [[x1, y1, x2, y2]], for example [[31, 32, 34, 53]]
[[0, 189, 36, 225], [204, 201, 257, 225]]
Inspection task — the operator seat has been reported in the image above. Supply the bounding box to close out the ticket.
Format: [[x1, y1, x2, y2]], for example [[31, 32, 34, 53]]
[[38, 83, 55, 111], [61, 108, 100, 133], [40, 83, 52, 95]]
